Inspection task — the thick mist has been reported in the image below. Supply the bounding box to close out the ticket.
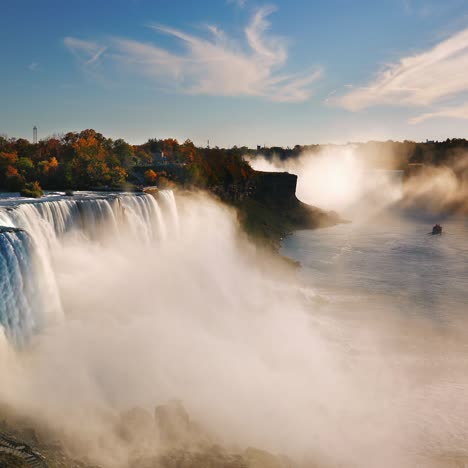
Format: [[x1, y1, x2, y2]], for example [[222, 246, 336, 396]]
[[250, 147, 402, 221], [402, 155, 468, 214], [0, 192, 468, 467], [250, 146, 468, 218]]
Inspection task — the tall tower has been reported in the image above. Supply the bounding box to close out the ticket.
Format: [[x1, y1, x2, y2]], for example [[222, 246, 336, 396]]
[[33, 126, 38, 144]]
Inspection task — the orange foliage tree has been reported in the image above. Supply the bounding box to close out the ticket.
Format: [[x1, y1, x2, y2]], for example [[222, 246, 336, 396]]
[[4, 166, 25, 191], [144, 169, 157, 185]]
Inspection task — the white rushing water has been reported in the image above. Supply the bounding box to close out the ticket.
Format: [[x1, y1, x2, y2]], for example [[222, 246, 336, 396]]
[[0, 191, 178, 344]]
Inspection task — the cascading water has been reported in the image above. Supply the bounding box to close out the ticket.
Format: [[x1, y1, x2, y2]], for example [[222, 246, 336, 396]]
[[159, 189, 180, 234], [0, 190, 177, 345], [0, 228, 48, 345]]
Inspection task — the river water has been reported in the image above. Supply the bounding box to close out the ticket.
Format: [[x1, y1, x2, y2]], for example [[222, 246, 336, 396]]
[[281, 210, 468, 323], [280, 210, 468, 466]]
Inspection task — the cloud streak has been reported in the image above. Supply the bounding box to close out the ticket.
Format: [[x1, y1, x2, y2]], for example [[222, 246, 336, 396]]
[[336, 27, 468, 121], [64, 37, 107, 66], [409, 101, 468, 123], [64, 7, 321, 103]]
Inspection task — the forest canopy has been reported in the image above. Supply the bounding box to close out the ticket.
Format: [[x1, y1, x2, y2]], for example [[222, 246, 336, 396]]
[[0, 130, 253, 193]]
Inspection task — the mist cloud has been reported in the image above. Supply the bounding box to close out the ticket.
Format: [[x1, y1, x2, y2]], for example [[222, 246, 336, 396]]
[[249, 146, 402, 219]]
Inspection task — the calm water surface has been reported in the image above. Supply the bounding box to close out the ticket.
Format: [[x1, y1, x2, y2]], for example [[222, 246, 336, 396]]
[[281, 211, 468, 322]]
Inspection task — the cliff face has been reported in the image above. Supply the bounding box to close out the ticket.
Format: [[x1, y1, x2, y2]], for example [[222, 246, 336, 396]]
[[251, 171, 298, 205], [206, 170, 298, 204], [234, 170, 341, 250]]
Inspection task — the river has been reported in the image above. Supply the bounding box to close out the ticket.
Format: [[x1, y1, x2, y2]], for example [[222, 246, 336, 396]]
[[281, 210, 468, 323]]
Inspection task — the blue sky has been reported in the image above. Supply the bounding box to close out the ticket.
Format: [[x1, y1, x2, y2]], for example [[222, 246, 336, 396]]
[[2, 0, 468, 147]]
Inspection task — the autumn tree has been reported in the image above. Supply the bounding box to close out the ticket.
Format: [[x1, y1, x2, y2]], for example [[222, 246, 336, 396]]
[[180, 139, 197, 162], [162, 138, 179, 161], [109, 166, 127, 186], [38, 157, 60, 187], [0, 151, 19, 187], [144, 169, 157, 185], [4, 166, 25, 191]]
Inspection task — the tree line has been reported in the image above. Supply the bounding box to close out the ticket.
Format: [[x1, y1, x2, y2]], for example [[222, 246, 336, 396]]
[[1, 130, 467, 196], [0, 129, 253, 195]]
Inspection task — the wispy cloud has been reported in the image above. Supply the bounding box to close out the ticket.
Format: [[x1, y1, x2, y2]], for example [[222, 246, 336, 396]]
[[28, 62, 39, 71], [409, 101, 468, 124], [64, 37, 107, 66], [336, 27, 468, 119], [64, 7, 321, 103]]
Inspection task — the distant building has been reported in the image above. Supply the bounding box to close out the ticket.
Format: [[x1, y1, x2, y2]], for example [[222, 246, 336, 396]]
[[152, 151, 166, 165]]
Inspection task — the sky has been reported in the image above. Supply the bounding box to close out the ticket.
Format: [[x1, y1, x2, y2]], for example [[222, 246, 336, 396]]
[[2, 0, 468, 147]]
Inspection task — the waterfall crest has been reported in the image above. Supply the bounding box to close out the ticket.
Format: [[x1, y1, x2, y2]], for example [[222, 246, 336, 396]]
[[0, 191, 178, 344]]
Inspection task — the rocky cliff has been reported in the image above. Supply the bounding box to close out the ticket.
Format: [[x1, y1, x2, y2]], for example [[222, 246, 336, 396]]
[[234, 170, 341, 250], [250, 171, 298, 204]]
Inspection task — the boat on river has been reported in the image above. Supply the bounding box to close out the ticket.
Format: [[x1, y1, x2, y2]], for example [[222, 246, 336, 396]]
[[432, 224, 442, 235]]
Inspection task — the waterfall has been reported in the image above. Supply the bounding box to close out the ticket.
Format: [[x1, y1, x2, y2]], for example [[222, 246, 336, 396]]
[[0, 228, 49, 345], [0, 191, 177, 345], [159, 190, 180, 235]]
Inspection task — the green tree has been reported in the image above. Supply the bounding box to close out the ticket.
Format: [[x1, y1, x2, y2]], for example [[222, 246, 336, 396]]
[[17, 157, 35, 180], [113, 139, 134, 169]]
